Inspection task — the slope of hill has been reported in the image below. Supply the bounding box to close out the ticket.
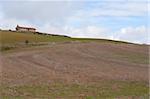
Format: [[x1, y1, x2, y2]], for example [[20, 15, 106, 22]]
[[0, 30, 73, 44], [0, 30, 73, 51], [0, 30, 135, 51], [0, 30, 149, 98]]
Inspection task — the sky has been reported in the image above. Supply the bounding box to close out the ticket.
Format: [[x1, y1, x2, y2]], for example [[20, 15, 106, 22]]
[[0, 0, 149, 44]]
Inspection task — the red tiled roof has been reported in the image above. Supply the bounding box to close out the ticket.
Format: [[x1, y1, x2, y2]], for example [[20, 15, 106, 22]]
[[16, 25, 36, 30]]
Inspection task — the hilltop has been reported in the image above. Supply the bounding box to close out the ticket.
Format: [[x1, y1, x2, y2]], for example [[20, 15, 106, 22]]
[[0, 30, 136, 51], [0, 29, 149, 98]]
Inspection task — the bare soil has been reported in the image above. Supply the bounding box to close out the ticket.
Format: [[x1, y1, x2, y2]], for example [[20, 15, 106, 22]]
[[0, 42, 149, 86]]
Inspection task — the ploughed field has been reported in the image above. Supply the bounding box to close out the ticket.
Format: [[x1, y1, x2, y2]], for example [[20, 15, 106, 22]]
[[0, 42, 149, 98], [0, 30, 149, 98]]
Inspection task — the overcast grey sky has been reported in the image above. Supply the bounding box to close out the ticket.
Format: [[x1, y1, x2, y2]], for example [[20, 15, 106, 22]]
[[0, 0, 149, 44]]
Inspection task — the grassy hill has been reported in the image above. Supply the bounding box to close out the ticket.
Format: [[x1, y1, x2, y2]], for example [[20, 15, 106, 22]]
[[0, 30, 149, 98], [0, 30, 73, 51], [0, 30, 72, 44], [0, 30, 135, 51], [0, 30, 134, 44], [0, 39, 149, 98]]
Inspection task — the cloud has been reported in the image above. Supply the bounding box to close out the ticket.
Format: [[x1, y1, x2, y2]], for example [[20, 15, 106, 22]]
[[64, 26, 110, 38], [0, 15, 36, 30], [0, 1, 81, 25], [77, 1, 148, 18], [37, 24, 110, 39], [113, 26, 148, 44]]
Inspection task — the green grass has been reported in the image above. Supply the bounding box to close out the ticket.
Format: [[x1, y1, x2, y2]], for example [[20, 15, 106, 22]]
[[0, 30, 73, 44], [0, 30, 73, 51], [0, 30, 134, 45], [0, 30, 135, 52], [0, 30, 139, 52], [0, 81, 149, 99]]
